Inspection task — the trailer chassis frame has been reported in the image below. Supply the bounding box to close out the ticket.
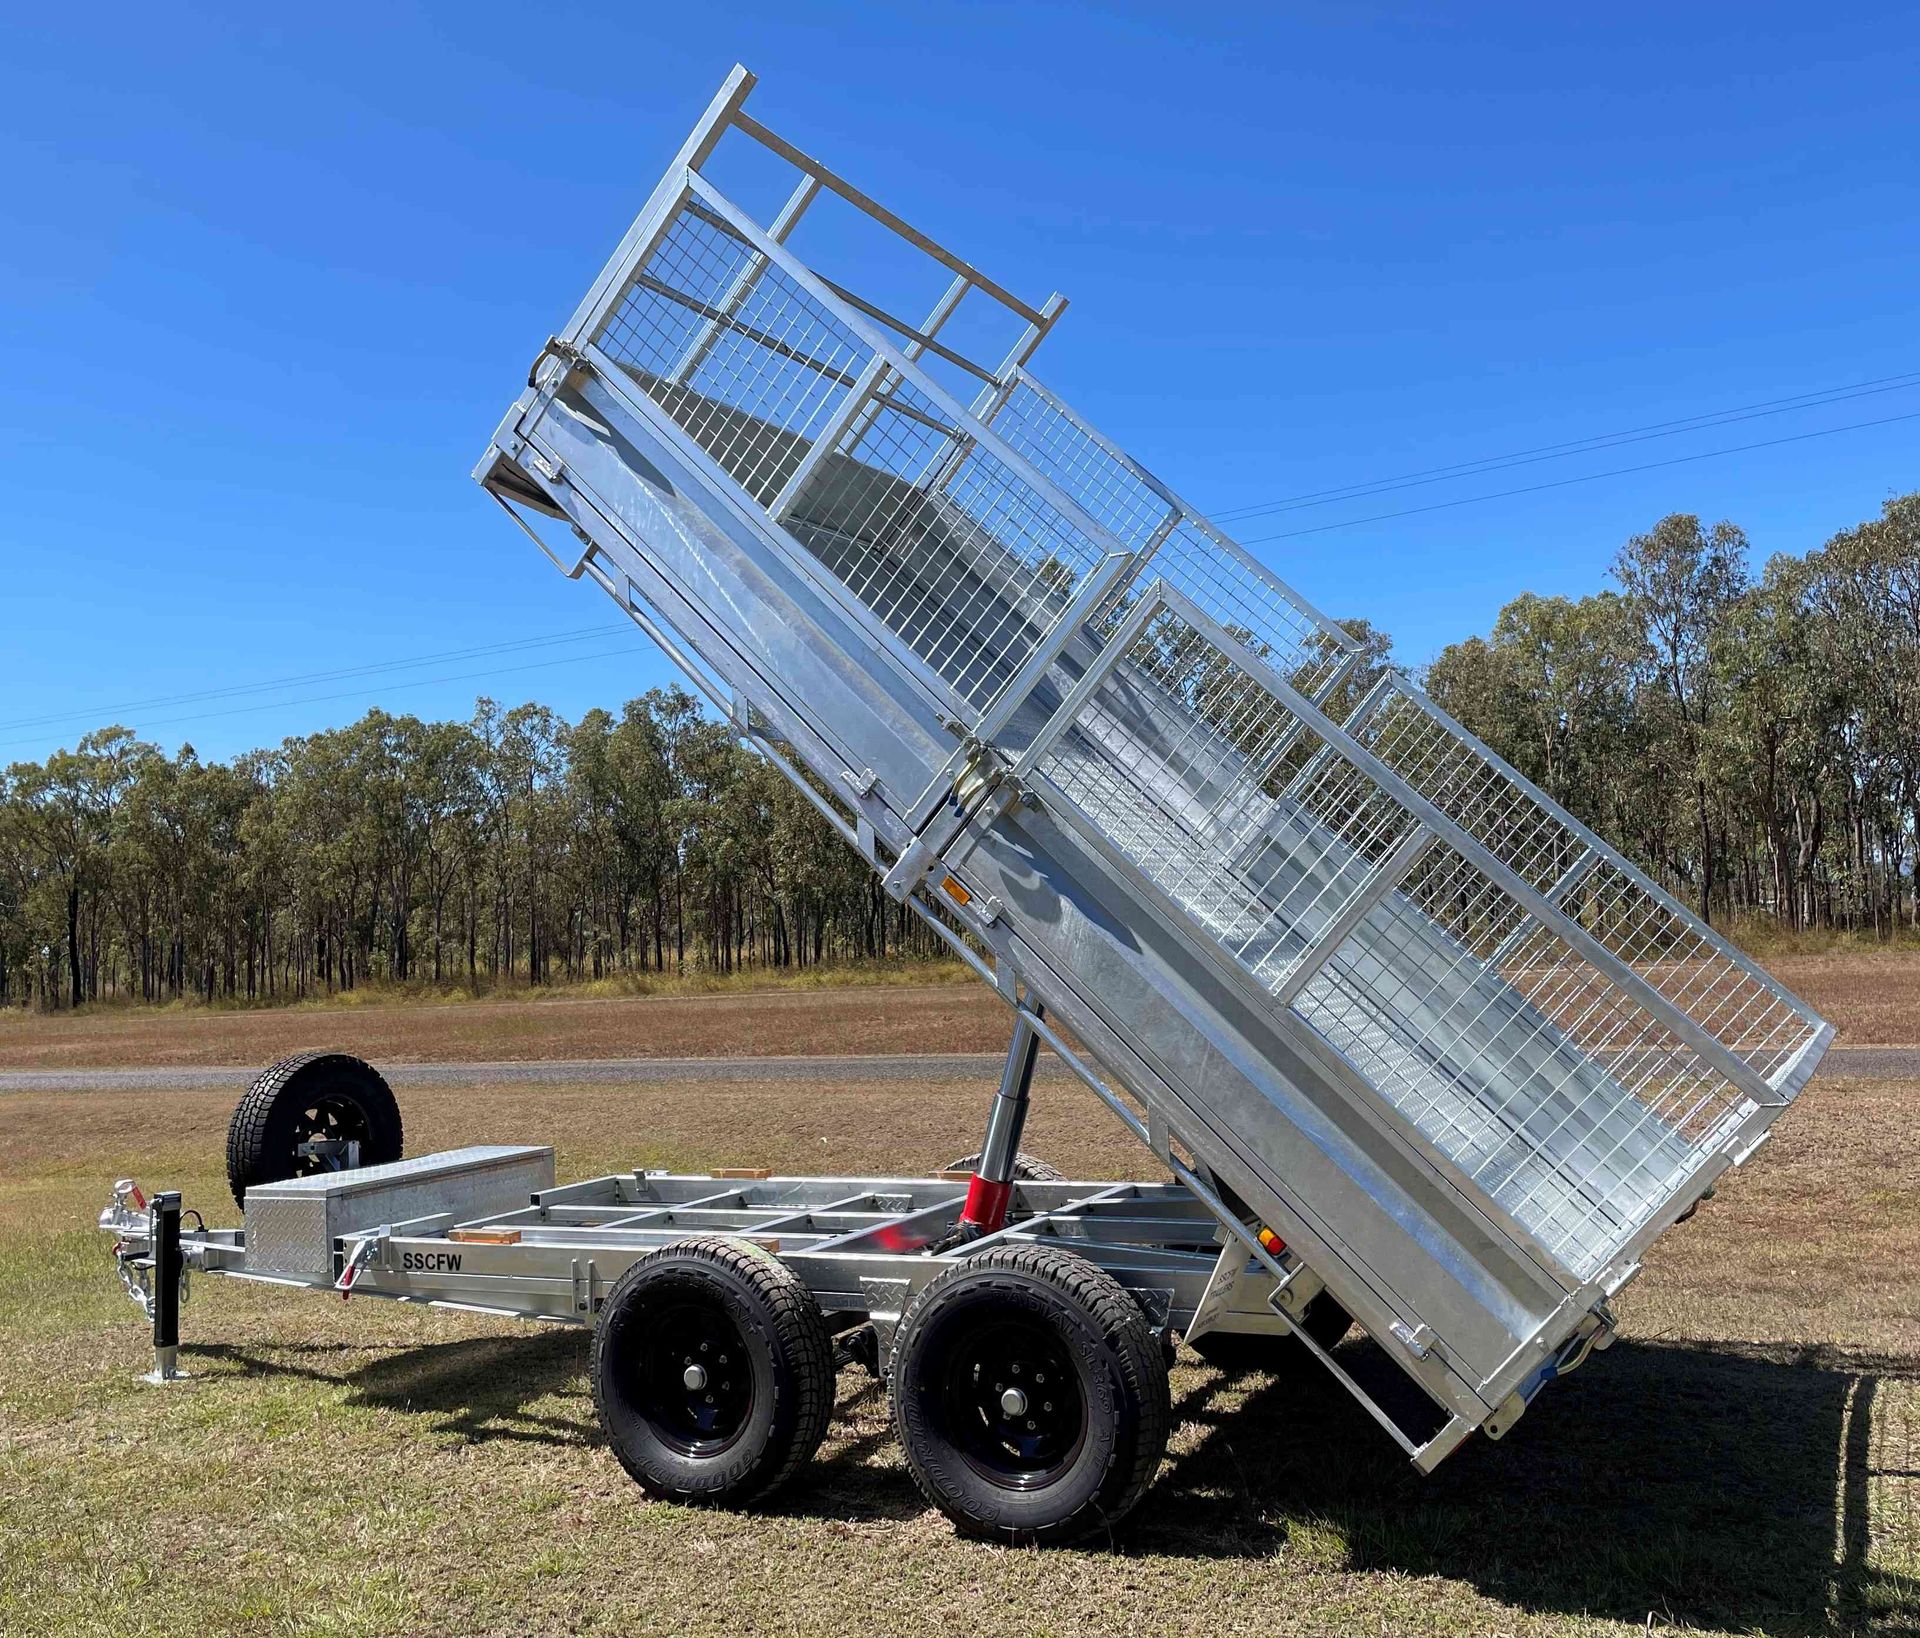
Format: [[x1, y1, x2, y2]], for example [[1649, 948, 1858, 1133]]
[[98, 1005, 1584, 1476]]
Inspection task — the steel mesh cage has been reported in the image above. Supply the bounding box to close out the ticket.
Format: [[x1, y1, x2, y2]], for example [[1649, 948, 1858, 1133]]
[[788, 375, 1107, 714], [568, 153, 1823, 1286], [1029, 598, 1760, 1277]]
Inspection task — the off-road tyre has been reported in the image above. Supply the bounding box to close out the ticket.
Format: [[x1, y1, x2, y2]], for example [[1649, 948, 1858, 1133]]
[[225, 1051, 402, 1208], [890, 1243, 1170, 1545], [944, 1151, 1066, 1182], [592, 1236, 834, 1507]]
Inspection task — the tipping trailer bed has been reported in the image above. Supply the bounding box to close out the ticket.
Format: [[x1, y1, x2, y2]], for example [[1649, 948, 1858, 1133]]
[[105, 66, 1831, 1539]]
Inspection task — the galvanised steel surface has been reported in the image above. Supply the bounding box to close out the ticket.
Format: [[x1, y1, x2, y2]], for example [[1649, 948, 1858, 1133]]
[[241, 1146, 557, 1281], [469, 65, 1832, 1461], [102, 1169, 1312, 1391]]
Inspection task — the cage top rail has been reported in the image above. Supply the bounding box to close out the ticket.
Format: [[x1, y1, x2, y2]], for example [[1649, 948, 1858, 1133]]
[[562, 64, 1067, 394]]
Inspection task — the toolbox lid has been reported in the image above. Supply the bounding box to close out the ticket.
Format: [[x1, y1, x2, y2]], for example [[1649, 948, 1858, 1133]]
[[245, 1145, 553, 1202]]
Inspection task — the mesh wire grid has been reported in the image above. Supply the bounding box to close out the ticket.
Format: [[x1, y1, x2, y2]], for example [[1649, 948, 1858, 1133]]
[[1357, 687, 1819, 1082], [594, 199, 869, 509], [585, 179, 1820, 1279], [784, 375, 1107, 714], [1034, 603, 1750, 1276], [598, 205, 1117, 718], [991, 377, 1356, 703]]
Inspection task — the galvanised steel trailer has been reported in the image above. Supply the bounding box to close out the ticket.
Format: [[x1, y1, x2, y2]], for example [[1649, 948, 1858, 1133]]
[[104, 66, 1833, 1544]]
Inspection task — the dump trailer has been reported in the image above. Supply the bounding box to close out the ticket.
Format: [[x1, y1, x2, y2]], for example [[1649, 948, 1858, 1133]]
[[104, 66, 1832, 1544]]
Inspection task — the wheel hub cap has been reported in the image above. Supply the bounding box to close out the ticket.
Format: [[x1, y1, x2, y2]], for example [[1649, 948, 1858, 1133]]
[[935, 1315, 1087, 1490], [634, 1299, 751, 1456]]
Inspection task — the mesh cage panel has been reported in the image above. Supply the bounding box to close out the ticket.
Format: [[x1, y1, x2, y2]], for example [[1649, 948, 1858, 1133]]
[[1564, 860, 1813, 1082], [1295, 846, 1741, 1280], [1038, 604, 1413, 995], [784, 377, 1110, 714], [992, 378, 1353, 700], [594, 199, 867, 507], [1358, 685, 1821, 1080], [562, 170, 1824, 1287], [1036, 604, 1750, 1277]]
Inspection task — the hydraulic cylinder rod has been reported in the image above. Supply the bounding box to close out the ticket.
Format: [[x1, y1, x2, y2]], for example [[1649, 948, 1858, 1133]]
[[958, 1007, 1044, 1236]]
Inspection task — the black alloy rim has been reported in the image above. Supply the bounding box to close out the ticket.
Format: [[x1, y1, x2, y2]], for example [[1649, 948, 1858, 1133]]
[[634, 1296, 754, 1456], [934, 1312, 1087, 1490], [291, 1092, 373, 1173]]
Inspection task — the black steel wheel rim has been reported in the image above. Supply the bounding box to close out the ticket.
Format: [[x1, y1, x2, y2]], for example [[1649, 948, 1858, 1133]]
[[633, 1297, 754, 1456], [934, 1313, 1087, 1490], [291, 1092, 372, 1173]]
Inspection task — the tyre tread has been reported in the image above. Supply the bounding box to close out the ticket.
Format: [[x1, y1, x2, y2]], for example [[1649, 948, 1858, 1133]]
[[890, 1241, 1169, 1544], [225, 1051, 402, 1208], [591, 1235, 833, 1506], [944, 1151, 1066, 1182]]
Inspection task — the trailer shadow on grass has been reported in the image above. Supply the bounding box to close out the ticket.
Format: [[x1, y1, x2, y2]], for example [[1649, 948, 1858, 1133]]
[[187, 1329, 598, 1450], [187, 1329, 1917, 1632], [1138, 1335, 1916, 1636]]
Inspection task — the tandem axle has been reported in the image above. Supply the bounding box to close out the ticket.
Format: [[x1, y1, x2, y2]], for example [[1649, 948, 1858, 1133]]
[[100, 1045, 1605, 1543]]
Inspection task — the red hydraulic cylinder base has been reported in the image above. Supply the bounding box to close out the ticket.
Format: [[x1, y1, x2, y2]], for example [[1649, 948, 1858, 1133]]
[[957, 1172, 1015, 1236]]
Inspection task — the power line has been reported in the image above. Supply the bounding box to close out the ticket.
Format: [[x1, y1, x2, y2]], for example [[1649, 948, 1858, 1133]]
[[1209, 370, 1920, 523], [15, 376, 1914, 756], [0, 643, 650, 754], [1236, 407, 1920, 544], [0, 625, 632, 734]]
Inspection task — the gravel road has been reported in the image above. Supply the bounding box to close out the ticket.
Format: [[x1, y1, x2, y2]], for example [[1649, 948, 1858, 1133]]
[[1, 1045, 1912, 1094]]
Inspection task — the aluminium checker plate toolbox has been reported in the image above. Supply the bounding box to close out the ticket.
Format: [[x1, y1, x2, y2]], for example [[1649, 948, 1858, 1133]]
[[243, 1146, 556, 1281]]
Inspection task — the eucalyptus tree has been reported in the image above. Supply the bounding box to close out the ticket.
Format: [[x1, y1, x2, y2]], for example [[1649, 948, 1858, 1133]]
[[1804, 493, 1920, 929], [1613, 515, 1750, 923]]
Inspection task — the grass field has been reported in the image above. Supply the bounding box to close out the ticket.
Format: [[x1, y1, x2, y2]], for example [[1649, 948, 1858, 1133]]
[[3, 1036, 1919, 1635], [1, 948, 1915, 1075]]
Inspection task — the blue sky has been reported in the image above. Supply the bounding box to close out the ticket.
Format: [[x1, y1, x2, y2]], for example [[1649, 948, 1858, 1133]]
[[3, 2, 1915, 766]]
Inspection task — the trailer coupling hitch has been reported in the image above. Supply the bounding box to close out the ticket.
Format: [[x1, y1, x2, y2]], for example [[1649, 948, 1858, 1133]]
[[103, 1180, 158, 1317], [336, 1234, 383, 1301]]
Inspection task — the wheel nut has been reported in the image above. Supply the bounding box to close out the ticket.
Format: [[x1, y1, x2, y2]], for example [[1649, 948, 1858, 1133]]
[[683, 1364, 708, 1391]]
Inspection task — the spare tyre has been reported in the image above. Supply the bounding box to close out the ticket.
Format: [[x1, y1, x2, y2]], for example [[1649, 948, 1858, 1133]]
[[944, 1151, 1066, 1182], [226, 1051, 402, 1207]]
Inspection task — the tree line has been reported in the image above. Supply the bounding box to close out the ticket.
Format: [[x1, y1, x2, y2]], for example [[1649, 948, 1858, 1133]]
[[3, 491, 1914, 1010], [0, 689, 945, 1009], [1426, 493, 1918, 935]]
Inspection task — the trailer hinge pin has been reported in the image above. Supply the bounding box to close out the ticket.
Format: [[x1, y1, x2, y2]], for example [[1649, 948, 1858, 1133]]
[[1390, 1320, 1437, 1361]]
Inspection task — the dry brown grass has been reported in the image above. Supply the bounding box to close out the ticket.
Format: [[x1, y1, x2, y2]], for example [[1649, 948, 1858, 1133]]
[[1766, 951, 1920, 1046], [0, 982, 1012, 1071], [2, 1067, 1917, 1634], [2, 949, 1911, 1079]]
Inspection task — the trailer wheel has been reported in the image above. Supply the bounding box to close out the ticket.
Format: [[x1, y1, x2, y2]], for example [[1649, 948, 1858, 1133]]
[[226, 1051, 402, 1207], [1189, 1293, 1352, 1371], [890, 1243, 1169, 1545], [944, 1151, 1065, 1182], [593, 1236, 833, 1508]]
